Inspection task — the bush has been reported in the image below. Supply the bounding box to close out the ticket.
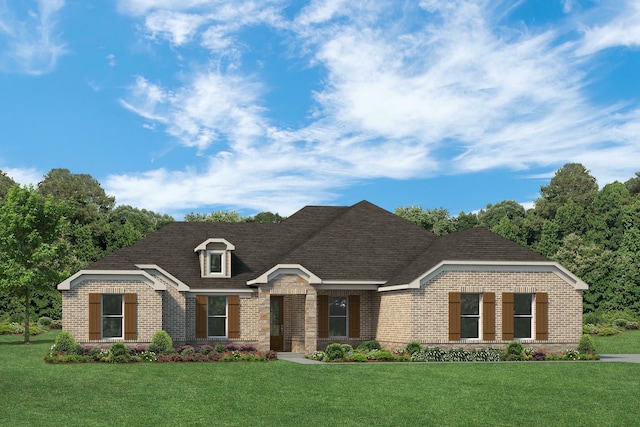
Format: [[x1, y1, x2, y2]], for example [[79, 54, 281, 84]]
[[532, 351, 547, 361], [38, 316, 52, 327], [470, 348, 502, 362], [583, 311, 602, 325], [357, 340, 381, 351], [597, 327, 618, 336], [613, 318, 629, 328], [110, 342, 129, 358], [214, 344, 226, 353], [340, 344, 353, 354], [148, 330, 173, 354], [627, 321, 638, 330], [53, 331, 78, 355], [583, 323, 599, 335], [197, 345, 214, 355], [578, 334, 596, 354], [445, 348, 472, 362], [325, 343, 345, 361], [411, 347, 447, 362], [506, 341, 523, 357], [374, 349, 395, 361], [405, 341, 422, 355], [350, 353, 367, 362]]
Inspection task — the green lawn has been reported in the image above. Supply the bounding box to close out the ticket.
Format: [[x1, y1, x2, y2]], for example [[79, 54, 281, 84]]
[[1, 332, 640, 427], [594, 330, 640, 354]]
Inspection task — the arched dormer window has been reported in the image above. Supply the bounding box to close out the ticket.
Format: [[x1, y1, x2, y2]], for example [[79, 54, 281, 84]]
[[194, 238, 235, 278]]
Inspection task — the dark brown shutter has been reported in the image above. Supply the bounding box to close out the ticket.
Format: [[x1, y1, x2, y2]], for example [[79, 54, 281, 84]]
[[228, 295, 240, 339], [348, 295, 360, 338], [196, 295, 207, 338], [482, 292, 495, 341], [124, 293, 137, 340], [448, 292, 461, 341], [502, 292, 514, 341], [536, 293, 548, 340], [318, 295, 329, 339], [89, 293, 101, 340]]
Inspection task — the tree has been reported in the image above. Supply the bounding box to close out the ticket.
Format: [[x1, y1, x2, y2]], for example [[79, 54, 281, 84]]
[[477, 200, 525, 229], [395, 206, 454, 234], [0, 186, 69, 343], [184, 210, 245, 222], [0, 170, 17, 200], [535, 163, 598, 219], [246, 211, 286, 223], [624, 172, 640, 196]]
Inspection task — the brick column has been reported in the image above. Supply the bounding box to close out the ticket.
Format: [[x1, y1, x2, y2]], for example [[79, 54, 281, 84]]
[[258, 287, 271, 352], [304, 291, 317, 354]]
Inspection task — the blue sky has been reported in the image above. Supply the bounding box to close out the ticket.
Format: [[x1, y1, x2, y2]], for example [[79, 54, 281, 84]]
[[1, 0, 639, 219]]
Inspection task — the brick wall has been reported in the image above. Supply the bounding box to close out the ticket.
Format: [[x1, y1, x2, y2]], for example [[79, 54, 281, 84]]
[[61, 280, 162, 344], [376, 271, 583, 352]]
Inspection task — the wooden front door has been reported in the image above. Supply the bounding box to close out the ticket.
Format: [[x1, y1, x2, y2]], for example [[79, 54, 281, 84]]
[[270, 296, 284, 351]]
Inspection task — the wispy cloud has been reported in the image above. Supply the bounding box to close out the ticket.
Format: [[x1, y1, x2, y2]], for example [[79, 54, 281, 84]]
[[110, 0, 640, 213], [0, 0, 67, 75], [1, 166, 42, 186]]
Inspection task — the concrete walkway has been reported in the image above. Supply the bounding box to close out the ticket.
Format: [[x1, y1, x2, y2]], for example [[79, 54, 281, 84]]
[[276, 352, 324, 364], [599, 354, 640, 363], [277, 352, 640, 364]]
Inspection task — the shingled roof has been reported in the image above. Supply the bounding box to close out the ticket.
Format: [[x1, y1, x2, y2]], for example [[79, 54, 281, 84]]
[[86, 200, 550, 289]]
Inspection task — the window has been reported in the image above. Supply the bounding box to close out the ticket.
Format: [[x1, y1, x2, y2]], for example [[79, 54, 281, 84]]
[[460, 293, 480, 339], [328, 296, 347, 337], [207, 296, 227, 337], [102, 294, 123, 338], [514, 294, 533, 339], [207, 251, 224, 276]]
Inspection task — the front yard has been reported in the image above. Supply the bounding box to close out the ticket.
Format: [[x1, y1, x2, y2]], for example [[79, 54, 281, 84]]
[[1, 331, 639, 426]]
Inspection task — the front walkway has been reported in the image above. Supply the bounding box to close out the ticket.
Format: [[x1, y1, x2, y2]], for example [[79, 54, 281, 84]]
[[599, 354, 640, 363], [276, 352, 323, 364]]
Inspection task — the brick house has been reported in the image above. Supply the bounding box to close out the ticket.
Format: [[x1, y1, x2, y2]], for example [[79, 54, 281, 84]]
[[57, 201, 587, 354]]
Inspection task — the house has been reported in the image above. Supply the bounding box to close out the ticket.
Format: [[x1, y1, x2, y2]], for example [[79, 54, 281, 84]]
[[57, 201, 587, 354]]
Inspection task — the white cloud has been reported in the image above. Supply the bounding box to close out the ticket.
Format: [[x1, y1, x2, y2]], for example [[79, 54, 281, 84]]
[[0, 0, 67, 75], [112, 0, 640, 212], [1, 166, 42, 186], [577, 0, 640, 55]]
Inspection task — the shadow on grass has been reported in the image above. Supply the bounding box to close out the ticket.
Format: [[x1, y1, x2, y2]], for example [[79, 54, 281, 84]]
[[0, 331, 57, 346]]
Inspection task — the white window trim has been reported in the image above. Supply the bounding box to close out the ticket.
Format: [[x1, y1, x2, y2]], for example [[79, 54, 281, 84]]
[[460, 293, 482, 340], [207, 296, 228, 338], [101, 294, 124, 340], [328, 296, 348, 338], [206, 250, 226, 277], [513, 293, 534, 340]]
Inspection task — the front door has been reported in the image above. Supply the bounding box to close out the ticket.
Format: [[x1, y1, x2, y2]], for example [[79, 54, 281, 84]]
[[270, 296, 284, 351]]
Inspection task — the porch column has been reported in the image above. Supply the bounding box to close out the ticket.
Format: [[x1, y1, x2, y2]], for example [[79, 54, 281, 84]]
[[304, 291, 317, 354], [258, 287, 271, 352]]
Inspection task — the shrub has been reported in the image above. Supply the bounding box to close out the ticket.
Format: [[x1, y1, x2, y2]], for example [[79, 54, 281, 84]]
[[506, 341, 523, 357], [53, 331, 78, 355], [350, 353, 367, 362], [357, 340, 381, 351], [0, 322, 13, 335], [148, 330, 173, 354], [176, 345, 194, 354], [627, 321, 639, 330], [308, 351, 325, 361], [445, 348, 472, 362], [225, 343, 240, 352], [110, 342, 129, 358], [264, 351, 278, 361], [411, 347, 447, 362], [214, 344, 226, 353], [325, 343, 345, 361], [601, 309, 639, 325], [239, 344, 257, 352], [340, 344, 353, 354], [405, 341, 422, 355], [563, 349, 580, 360], [613, 319, 629, 328], [532, 351, 547, 361], [583, 323, 599, 335], [375, 350, 395, 361], [597, 327, 618, 336], [583, 311, 602, 325], [471, 348, 502, 362], [38, 316, 52, 327], [578, 334, 596, 354], [197, 345, 214, 355]]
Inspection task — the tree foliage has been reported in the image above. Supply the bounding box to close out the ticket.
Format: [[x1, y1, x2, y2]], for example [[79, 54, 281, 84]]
[[0, 186, 69, 343]]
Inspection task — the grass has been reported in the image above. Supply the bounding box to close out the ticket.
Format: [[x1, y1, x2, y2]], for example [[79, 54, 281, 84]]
[[594, 330, 640, 354], [1, 332, 640, 426]]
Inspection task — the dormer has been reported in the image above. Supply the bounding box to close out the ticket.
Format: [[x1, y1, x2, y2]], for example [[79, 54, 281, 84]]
[[194, 238, 235, 278]]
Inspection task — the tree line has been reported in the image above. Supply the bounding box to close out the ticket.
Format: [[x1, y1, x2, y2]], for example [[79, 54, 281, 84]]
[[1, 164, 639, 335], [395, 164, 640, 315]]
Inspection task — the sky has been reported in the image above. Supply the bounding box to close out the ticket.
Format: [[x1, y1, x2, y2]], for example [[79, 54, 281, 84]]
[[1, 0, 639, 219]]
